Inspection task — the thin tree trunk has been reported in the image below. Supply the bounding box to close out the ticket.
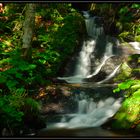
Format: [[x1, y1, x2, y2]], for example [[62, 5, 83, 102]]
[[22, 4, 36, 61]]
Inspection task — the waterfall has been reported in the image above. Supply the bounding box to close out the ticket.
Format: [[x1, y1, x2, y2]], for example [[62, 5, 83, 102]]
[[40, 11, 140, 136], [46, 92, 122, 129], [84, 11, 104, 38], [66, 93, 122, 128], [57, 11, 120, 84], [74, 40, 96, 77]]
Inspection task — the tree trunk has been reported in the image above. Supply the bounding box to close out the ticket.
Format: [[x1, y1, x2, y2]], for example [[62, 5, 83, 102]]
[[22, 4, 36, 61]]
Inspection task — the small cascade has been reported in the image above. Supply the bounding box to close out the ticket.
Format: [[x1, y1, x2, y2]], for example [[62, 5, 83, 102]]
[[46, 92, 122, 129], [74, 40, 96, 77], [83, 11, 104, 38], [85, 17, 104, 38], [78, 99, 88, 114], [82, 11, 90, 18], [66, 93, 122, 128], [87, 98, 97, 113], [104, 42, 113, 56]]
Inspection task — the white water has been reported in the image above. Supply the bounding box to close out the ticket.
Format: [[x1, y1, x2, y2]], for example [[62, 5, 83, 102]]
[[105, 42, 113, 56], [57, 12, 121, 84], [57, 75, 84, 83], [67, 96, 122, 128], [82, 11, 90, 19], [129, 42, 140, 50], [57, 40, 117, 83], [47, 95, 122, 129], [85, 16, 104, 38], [74, 40, 96, 77], [57, 39, 96, 83], [48, 12, 124, 130]]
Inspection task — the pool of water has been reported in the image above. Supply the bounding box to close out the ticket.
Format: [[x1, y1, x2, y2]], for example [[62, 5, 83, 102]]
[[36, 126, 140, 138]]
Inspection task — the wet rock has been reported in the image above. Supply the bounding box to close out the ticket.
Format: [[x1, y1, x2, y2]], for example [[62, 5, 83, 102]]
[[118, 42, 140, 57], [84, 71, 107, 82], [100, 56, 122, 75], [41, 103, 64, 115], [1, 128, 11, 136], [60, 86, 72, 97], [48, 77, 68, 84], [101, 117, 115, 130]]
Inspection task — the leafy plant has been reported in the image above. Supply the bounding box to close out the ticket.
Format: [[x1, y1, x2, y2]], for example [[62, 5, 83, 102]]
[[112, 79, 140, 130], [0, 89, 25, 135]]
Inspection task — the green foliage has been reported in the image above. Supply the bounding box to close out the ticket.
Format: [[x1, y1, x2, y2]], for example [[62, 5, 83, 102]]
[[135, 35, 140, 42], [114, 62, 132, 82], [119, 6, 129, 15], [55, 13, 85, 52], [34, 5, 85, 76], [118, 31, 129, 41], [0, 52, 36, 91], [0, 88, 43, 134], [0, 89, 25, 132], [112, 80, 140, 130], [22, 97, 41, 115], [20, 97, 45, 130], [113, 52, 140, 130], [131, 4, 140, 9], [0, 3, 84, 91], [113, 79, 139, 94], [117, 3, 140, 41], [0, 3, 85, 133]]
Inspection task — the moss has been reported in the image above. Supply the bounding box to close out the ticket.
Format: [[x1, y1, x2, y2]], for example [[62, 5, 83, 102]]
[[114, 62, 132, 82], [112, 89, 140, 130], [118, 31, 135, 42], [122, 62, 132, 75], [135, 35, 140, 42]]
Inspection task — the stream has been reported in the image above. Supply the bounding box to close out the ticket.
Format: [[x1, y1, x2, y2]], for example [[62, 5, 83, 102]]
[[35, 11, 140, 138], [36, 84, 140, 138]]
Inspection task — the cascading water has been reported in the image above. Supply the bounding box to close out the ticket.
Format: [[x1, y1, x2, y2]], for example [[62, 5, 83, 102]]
[[45, 91, 123, 129], [41, 11, 123, 133], [37, 11, 140, 137], [57, 40, 96, 83], [57, 11, 120, 84], [74, 40, 96, 77]]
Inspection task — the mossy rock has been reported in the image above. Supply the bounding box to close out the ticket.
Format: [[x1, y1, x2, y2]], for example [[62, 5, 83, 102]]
[[121, 62, 132, 75], [114, 62, 132, 82], [119, 32, 135, 42], [119, 42, 131, 48], [135, 35, 140, 42], [111, 88, 140, 130]]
